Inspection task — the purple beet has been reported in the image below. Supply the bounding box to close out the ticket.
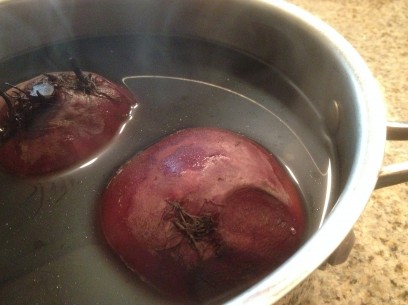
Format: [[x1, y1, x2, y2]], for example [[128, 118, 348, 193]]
[[100, 127, 305, 302]]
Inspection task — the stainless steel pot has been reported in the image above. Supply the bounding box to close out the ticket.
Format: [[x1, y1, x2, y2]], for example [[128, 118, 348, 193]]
[[0, 0, 407, 304]]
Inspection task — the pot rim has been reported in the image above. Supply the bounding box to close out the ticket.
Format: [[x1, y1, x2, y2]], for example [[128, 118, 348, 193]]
[[226, 1, 386, 304], [0, 0, 387, 303]]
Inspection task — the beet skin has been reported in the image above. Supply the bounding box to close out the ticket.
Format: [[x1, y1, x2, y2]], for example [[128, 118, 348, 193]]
[[100, 127, 305, 303], [0, 71, 135, 177]]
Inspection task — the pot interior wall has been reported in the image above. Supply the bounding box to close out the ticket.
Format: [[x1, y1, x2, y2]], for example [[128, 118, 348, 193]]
[[0, 0, 362, 304]]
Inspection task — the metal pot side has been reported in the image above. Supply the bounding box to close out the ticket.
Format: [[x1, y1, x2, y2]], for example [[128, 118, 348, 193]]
[[0, 0, 387, 304]]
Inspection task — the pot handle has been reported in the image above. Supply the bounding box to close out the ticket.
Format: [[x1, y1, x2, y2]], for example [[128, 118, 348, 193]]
[[375, 121, 408, 189], [327, 122, 408, 265]]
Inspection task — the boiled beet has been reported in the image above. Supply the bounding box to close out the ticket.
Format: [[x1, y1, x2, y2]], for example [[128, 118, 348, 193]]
[[0, 70, 135, 177], [100, 127, 305, 303]]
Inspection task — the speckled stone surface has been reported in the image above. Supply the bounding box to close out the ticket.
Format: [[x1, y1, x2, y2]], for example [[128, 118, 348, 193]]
[[285, 1, 408, 304]]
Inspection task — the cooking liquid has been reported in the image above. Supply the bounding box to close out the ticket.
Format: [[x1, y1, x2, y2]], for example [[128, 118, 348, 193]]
[[0, 35, 338, 304]]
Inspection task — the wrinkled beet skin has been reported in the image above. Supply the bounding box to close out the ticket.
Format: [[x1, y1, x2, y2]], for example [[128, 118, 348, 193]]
[[0, 72, 135, 177], [100, 127, 305, 302]]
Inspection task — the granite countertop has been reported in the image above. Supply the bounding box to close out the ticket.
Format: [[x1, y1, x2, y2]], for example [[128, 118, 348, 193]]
[[286, 1, 408, 304]]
